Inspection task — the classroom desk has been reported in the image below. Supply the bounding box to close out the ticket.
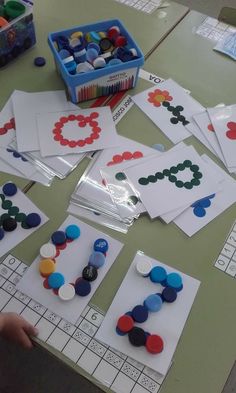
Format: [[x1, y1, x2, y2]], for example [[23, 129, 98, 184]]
[[1, 7, 235, 393], [24, 10, 236, 393], [0, 0, 188, 109]]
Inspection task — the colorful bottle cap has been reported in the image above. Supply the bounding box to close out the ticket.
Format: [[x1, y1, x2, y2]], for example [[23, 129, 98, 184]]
[[69, 37, 82, 50], [162, 286, 177, 303], [117, 315, 134, 333], [65, 224, 80, 240], [25, 213, 41, 228], [62, 55, 74, 65], [58, 49, 71, 60], [74, 278, 91, 296], [108, 58, 122, 66], [166, 272, 182, 290], [51, 230, 66, 245], [136, 259, 153, 277], [131, 305, 148, 323], [70, 31, 83, 40], [73, 48, 87, 62], [89, 251, 105, 269], [2, 182, 17, 196], [93, 57, 106, 69], [66, 62, 77, 75], [94, 238, 109, 253], [82, 265, 98, 282], [2, 217, 17, 232], [128, 327, 146, 347], [87, 42, 100, 53], [116, 47, 133, 62], [0, 228, 5, 240], [144, 294, 163, 312], [76, 62, 94, 73], [86, 47, 99, 63], [114, 35, 127, 47], [48, 272, 65, 289], [99, 37, 113, 52], [34, 57, 46, 67], [58, 283, 75, 301], [5, 1, 25, 19], [150, 266, 167, 283], [40, 243, 57, 259], [107, 26, 120, 40], [0, 17, 9, 28], [39, 258, 55, 277], [146, 334, 164, 354], [90, 31, 101, 43]]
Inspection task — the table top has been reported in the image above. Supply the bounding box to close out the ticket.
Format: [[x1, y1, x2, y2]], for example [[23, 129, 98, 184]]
[[1, 6, 236, 393]]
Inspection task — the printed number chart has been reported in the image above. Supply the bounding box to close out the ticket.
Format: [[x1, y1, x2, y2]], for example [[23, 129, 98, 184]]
[[214, 220, 236, 278], [113, 0, 163, 14], [0, 254, 166, 393], [195, 17, 236, 42]]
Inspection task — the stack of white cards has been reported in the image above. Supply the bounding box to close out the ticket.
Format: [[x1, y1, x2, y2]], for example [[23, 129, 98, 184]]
[[100, 142, 236, 236], [189, 104, 236, 175], [67, 135, 162, 233]]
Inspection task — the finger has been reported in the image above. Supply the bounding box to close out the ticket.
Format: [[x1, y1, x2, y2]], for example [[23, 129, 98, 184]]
[[23, 323, 39, 337], [18, 330, 33, 349]]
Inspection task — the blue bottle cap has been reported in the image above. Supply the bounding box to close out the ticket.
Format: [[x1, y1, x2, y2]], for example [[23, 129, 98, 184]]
[[86, 47, 99, 63], [25, 213, 41, 228], [89, 251, 105, 269], [75, 278, 91, 296], [2, 182, 17, 197], [34, 57, 46, 67], [166, 272, 182, 290], [108, 58, 122, 66], [131, 305, 148, 323], [48, 272, 65, 289], [87, 42, 100, 53], [51, 230, 66, 245], [58, 49, 71, 60], [65, 224, 80, 240], [162, 286, 177, 303], [144, 294, 163, 312], [116, 326, 127, 336], [0, 228, 4, 240], [94, 238, 109, 253], [150, 266, 167, 283]]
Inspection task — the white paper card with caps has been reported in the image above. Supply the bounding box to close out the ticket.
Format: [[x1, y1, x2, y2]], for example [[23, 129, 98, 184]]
[[0, 182, 48, 258], [17, 215, 123, 325], [36, 106, 120, 157], [95, 251, 200, 376], [0, 92, 16, 147], [208, 105, 236, 169], [122, 144, 221, 219], [132, 79, 204, 144], [13, 90, 78, 153], [174, 155, 236, 236]]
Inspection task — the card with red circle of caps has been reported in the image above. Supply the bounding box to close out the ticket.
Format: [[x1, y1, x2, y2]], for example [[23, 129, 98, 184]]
[[36, 107, 120, 157], [0, 94, 16, 148]]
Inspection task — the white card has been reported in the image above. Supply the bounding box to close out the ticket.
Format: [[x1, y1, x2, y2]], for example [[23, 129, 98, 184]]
[[95, 251, 200, 376], [0, 147, 36, 178], [0, 182, 48, 258], [132, 79, 204, 144], [0, 93, 16, 147], [77, 135, 158, 214], [174, 155, 236, 236], [17, 216, 123, 325], [13, 90, 75, 152], [36, 106, 120, 157], [208, 105, 236, 168], [123, 145, 221, 218]]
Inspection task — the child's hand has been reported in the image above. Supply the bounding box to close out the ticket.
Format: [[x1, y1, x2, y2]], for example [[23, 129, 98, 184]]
[[0, 312, 38, 349]]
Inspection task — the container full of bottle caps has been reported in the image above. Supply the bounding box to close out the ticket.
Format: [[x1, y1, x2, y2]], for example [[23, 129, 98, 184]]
[[48, 19, 144, 103]]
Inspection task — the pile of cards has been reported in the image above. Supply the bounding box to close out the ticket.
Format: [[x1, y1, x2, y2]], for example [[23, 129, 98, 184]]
[[67, 135, 161, 233], [98, 142, 236, 236], [0, 89, 120, 184]]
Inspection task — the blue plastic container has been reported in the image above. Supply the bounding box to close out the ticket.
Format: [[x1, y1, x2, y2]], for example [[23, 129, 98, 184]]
[[48, 19, 144, 103]]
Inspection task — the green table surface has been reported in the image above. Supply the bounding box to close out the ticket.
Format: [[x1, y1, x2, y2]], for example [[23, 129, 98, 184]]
[[1, 7, 235, 393]]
